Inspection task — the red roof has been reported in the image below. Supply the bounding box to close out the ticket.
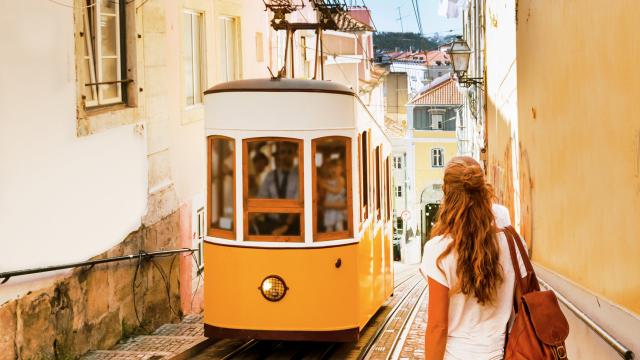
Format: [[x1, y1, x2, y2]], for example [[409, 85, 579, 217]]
[[409, 75, 462, 106], [348, 8, 375, 30], [424, 50, 450, 66]]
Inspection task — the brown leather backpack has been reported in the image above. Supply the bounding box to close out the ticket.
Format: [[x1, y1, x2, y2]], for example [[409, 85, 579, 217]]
[[503, 225, 570, 360]]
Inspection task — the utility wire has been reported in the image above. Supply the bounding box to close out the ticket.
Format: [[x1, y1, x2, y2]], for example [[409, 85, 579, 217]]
[[410, 0, 423, 35]]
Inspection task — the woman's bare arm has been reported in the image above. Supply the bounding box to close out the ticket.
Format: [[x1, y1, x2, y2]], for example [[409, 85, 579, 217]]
[[425, 276, 449, 360]]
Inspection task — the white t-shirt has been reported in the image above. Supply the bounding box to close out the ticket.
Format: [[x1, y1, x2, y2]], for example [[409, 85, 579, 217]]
[[420, 204, 527, 360]]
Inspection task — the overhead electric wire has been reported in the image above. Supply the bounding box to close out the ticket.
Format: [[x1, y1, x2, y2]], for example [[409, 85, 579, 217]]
[[411, 0, 423, 34]]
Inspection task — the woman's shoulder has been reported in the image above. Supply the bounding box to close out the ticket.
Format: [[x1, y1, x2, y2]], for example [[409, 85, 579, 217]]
[[492, 203, 511, 228], [423, 235, 452, 255]]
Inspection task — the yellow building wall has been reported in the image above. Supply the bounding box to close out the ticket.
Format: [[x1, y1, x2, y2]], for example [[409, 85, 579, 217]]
[[515, 0, 640, 315], [413, 130, 457, 139], [413, 130, 458, 199], [484, 0, 519, 226]]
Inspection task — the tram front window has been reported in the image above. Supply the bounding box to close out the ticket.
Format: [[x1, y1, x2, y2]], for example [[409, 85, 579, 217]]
[[209, 136, 235, 239], [248, 141, 300, 199], [244, 138, 304, 241], [313, 137, 352, 241], [248, 213, 301, 236]]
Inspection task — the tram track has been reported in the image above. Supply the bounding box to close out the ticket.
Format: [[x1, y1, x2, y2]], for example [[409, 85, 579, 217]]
[[208, 270, 422, 360], [356, 278, 426, 360]]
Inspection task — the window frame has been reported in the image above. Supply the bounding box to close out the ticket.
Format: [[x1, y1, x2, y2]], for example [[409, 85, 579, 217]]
[[431, 114, 444, 130], [218, 15, 241, 82], [358, 131, 371, 223], [393, 155, 403, 170], [385, 156, 391, 221], [311, 136, 353, 242], [242, 137, 305, 242], [395, 185, 403, 198], [431, 148, 444, 168], [183, 10, 205, 107], [375, 146, 382, 221], [81, 0, 127, 108], [207, 135, 236, 240]]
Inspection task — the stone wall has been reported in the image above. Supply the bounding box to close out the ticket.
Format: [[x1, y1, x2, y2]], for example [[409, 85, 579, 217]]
[[0, 212, 183, 360]]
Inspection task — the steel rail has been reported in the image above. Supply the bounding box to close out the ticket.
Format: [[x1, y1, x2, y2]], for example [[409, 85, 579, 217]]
[[319, 343, 338, 360], [538, 278, 634, 360], [357, 278, 424, 360], [220, 339, 259, 360], [0, 248, 197, 284], [393, 271, 418, 290], [385, 285, 427, 360]]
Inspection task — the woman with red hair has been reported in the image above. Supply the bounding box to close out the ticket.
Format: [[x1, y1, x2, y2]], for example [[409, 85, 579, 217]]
[[420, 156, 525, 360]]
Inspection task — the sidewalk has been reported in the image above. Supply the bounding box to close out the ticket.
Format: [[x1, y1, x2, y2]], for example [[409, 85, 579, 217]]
[[82, 315, 210, 360]]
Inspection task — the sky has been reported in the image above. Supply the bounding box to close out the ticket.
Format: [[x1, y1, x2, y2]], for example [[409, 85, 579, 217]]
[[362, 0, 462, 36]]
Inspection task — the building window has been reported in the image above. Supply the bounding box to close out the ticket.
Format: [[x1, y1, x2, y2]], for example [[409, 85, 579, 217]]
[[208, 136, 236, 239], [300, 36, 311, 78], [81, 0, 126, 107], [431, 114, 444, 130], [431, 148, 444, 168], [244, 138, 304, 241], [312, 137, 352, 241], [395, 185, 402, 198], [414, 108, 429, 129], [184, 11, 204, 106], [395, 217, 403, 231], [218, 16, 239, 82], [393, 155, 403, 169]]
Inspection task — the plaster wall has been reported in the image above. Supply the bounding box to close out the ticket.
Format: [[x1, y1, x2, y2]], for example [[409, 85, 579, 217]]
[[484, 0, 520, 228], [413, 139, 457, 202], [515, 0, 640, 317], [0, 0, 147, 303]]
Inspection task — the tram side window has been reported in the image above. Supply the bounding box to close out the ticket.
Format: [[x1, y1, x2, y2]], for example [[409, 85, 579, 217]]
[[375, 146, 382, 220], [359, 131, 369, 221], [209, 136, 235, 239], [313, 137, 352, 241], [385, 156, 392, 221], [244, 138, 304, 241]]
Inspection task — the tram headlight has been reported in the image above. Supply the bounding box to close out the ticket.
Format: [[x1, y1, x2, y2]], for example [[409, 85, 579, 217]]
[[259, 275, 288, 302]]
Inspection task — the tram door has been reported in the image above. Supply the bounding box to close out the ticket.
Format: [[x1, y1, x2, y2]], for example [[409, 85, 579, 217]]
[[421, 203, 440, 255]]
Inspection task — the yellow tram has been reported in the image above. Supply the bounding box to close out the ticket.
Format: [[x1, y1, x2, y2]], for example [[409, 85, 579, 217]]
[[203, 78, 393, 342]]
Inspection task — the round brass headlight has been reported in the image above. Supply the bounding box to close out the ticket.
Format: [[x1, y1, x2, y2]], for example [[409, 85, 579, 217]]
[[259, 275, 288, 302]]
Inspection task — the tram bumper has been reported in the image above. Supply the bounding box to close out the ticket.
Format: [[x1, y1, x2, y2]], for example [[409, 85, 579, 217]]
[[203, 241, 360, 342]]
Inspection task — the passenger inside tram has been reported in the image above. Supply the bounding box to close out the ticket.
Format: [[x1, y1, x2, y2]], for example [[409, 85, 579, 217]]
[[210, 138, 235, 232], [319, 159, 347, 232], [315, 138, 348, 234], [248, 141, 301, 236], [255, 141, 299, 199], [248, 152, 268, 197]]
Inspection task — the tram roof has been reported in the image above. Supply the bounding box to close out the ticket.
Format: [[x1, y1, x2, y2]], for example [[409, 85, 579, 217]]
[[204, 78, 355, 96]]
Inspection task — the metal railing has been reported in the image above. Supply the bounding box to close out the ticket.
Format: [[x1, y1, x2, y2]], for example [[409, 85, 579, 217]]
[[0, 248, 198, 285], [539, 278, 634, 360]]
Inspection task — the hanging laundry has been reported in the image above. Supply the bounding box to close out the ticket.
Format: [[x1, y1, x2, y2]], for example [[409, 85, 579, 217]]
[[438, 0, 470, 19]]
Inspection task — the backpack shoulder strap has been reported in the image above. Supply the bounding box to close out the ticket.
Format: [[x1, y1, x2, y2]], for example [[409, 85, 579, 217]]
[[503, 228, 525, 295]]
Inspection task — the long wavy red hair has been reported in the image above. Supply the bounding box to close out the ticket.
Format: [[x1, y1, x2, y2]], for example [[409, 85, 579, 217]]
[[431, 156, 503, 305]]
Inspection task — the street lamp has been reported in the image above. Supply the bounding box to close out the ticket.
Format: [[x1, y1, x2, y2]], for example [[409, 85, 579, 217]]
[[447, 36, 483, 87]]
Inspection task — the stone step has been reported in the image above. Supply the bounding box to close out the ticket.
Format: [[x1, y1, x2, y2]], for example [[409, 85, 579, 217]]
[[114, 335, 206, 353], [82, 350, 173, 360], [180, 314, 203, 324], [152, 323, 204, 337]]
